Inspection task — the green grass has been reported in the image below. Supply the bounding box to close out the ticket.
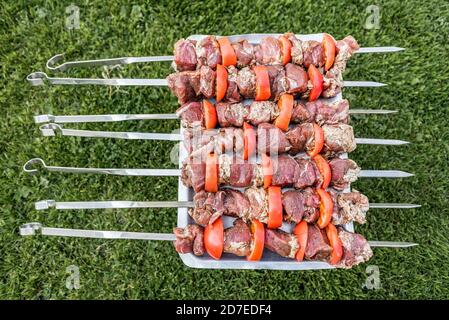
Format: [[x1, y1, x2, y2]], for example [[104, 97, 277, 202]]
[[1, 0, 449, 299]]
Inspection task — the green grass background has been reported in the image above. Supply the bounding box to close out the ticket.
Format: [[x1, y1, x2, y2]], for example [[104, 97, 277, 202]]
[[1, 0, 449, 299]]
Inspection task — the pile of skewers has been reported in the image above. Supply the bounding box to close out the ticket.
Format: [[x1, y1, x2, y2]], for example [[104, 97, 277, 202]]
[[22, 33, 418, 270]]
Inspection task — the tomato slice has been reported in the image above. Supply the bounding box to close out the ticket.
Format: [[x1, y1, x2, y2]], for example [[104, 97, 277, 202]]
[[326, 223, 343, 265], [216, 64, 228, 102], [202, 100, 217, 129], [268, 186, 283, 229], [279, 35, 292, 65], [307, 123, 324, 157], [247, 219, 265, 261], [313, 154, 331, 189], [293, 221, 308, 262], [243, 122, 256, 160], [261, 153, 273, 188], [317, 189, 334, 229], [323, 33, 336, 71], [204, 217, 224, 260], [205, 153, 218, 192], [254, 65, 271, 101], [308, 65, 323, 101], [217, 37, 237, 67], [274, 93, 294, 131]]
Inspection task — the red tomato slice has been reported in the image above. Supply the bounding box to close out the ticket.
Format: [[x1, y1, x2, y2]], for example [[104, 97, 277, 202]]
[[254, 65, 271, 101], [205, 153, 218, 192], [216, 64, 228, 102], [204, 217, 224, 260], [293, 221, 308, 262], [308, 65, 323, 101], [323, 33, 336, 71], [326, 223, 343, 265], [313, 154, 332, 189], [317, 189, 334, 229], [202, 100, 217, 129], [268, 186, 283, 229], [307, 123, 324, 157], [217, 37, 237, 67], [247, 219, 265, 261], [261, 153, 273, 188], [243, 122, 256, 160], [274, 94, 294, 131], [279, 35, 292, 65]]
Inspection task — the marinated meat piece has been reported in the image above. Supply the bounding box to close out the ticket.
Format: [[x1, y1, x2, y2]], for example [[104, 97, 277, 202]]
[[337, 227, 373, 269], [237, 67, 256, 98], [173, 224, 204, 256], [302, 40, 324, 68], [282, 188, 320, 223], [199, 66, 216, 98], [271, 155, 300, 187], [331, 190, 369, 225], [288, 33, 304, 66], [315, 99, 349, 125], [264, 229, 299, 258], [322, 124, 356, 156], [181, 160, 205, 192], [244, 187, 268, 223], [229, 162, 256, 187], [266, 65, 287, 100], [216, 102, 247, 127], [291, 101, 315, 123], [226, 66, 241, 102], [173, 39, 197, 71], [196, 36, 222, 69], [333, 36, 360, 73], [215, 127, 244, 154], [305, 224, 332, 261], [176, 102, 203, 128], [190, 190, 226, 226], [329, 158, 361, 190], [294, 158, 321, 189], [285, 63, 309, 94], [246, 101, 279, 126], [257, 37, 283, 65], [167, 71, 200, 104], [285, 123, 315, 154], [322, 69, 343, 98], [223, 219, 252, 256], [232, 39, 255, 67], [257, 123, 292, 155], [223, 189, 251, 219], [218, 154, 231, 184]]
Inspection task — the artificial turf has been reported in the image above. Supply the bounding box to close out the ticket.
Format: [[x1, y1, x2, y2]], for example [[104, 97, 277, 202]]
[[1, 0, 449, 299]]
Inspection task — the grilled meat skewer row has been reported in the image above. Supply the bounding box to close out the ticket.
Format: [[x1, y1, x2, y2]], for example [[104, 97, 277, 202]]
[[191, 187, 368, 228], [182, 153, 360, 193], [167, 62, 344, 105], [184, 122, 355, 161], [174, 34, 357, 72], [174, 218, 372, 269], [177, 98, 350, 129]]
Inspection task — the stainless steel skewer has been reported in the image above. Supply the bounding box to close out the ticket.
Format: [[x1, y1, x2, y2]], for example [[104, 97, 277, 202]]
[[23, 158, 414, 179], [37, 123, 410, 146], [19, 222, 417, 248], [26, 71, 386, 88], [33, 199, 420, 211], [34, 109, 397, 124]]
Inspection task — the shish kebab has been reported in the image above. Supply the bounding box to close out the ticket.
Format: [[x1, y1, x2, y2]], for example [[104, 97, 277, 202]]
[[19, 220, 417, 269], [34, 188, 420, 229], [45, 34, 402, 73]]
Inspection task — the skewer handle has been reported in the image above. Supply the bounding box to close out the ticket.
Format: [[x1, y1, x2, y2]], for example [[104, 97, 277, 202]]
[[35, 200, 193, 210], [34, 114, 178, 124]]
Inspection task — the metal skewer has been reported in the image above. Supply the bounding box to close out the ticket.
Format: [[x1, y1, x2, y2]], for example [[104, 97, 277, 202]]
[[33, 199, 420, 211], [23, 158, 414, 179], [26, 71, 386, 88], [37, 123, 409, 146], [34, 109, 397, 124], [19, 222, 417, 248]]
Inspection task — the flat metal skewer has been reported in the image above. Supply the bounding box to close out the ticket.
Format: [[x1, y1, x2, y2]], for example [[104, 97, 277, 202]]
[[37, 123, 409, 146], [46, 46, 403, 72], [19, 222, 417, 248], [34, 109, 396, 124], [33, 199, 420, 211], [26, 72, 386, 88], [22, 158, 414, 179]]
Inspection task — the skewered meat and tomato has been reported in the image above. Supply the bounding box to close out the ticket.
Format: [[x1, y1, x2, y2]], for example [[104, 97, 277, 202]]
[[189, 187, 369, 228], [167, 63, 342, 104], [176, 99, 349, 129], [183, 122, 356, 161], [173, 218, 373, 269], [172, 34, 358, 72], [181, 153, 360, 193]]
